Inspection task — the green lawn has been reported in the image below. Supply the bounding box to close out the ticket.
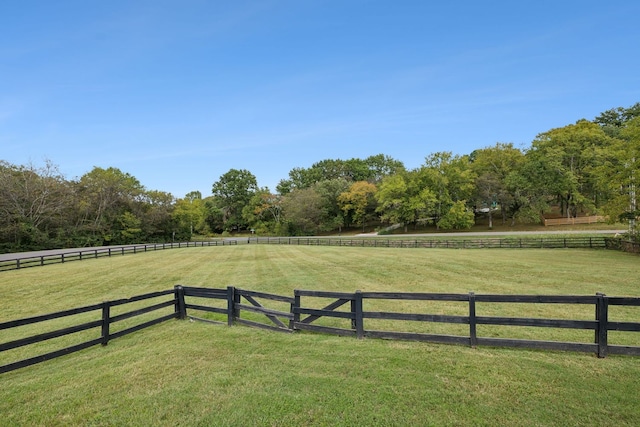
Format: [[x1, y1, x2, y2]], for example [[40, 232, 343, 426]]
[[1, 245, 639, 426]]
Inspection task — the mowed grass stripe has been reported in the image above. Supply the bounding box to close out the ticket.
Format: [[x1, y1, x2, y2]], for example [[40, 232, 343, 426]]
[[1, 320, 639, 426], [1, 245, 639, 426], [1, 245, 639, 318]]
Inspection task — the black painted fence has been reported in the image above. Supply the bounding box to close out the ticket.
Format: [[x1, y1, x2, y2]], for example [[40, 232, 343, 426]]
[[0, 241, 237, 272], [0, 289, 178, 374], [251, 236, 609, 249], [287, 289, 640, 358], [3, 285, 640, 374], [2, 236, 628, 273]]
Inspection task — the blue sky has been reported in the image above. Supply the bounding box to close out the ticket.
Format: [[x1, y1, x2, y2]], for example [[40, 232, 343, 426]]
[[2, 1, 639, 198]]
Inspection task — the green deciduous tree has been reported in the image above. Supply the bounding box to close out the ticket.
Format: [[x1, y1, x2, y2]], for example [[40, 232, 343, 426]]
[[242, 188, 283, 234], [362, 154, 405, 183], [528, 120, 611, 218], [470, 143, 525, 227], [503, 154, 557, 225], [338, 181, 378, 232], [313, 178, 351, 233], [116, 211, 143, 243], [596, 117, 640, 236], [280, 187, 326, 235], [173, 192, 207, 239], [76, 166, 145, 243], [436, 200, 475, 230], [376, 170, 436, 232], [211, 169, 258, 231], [0, 160, 73, 250], [277, 155, 404, 194], [419, 152, 476, 229], [594, 102, 640, 138], [137, 190, 175, 242]]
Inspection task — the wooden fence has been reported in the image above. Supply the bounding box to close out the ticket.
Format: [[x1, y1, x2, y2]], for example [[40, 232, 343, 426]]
[[604, 238, 640, 254], [289, 290, 640, 358], [250, 236, 608, 249], [147, 286, 640, 358], [3, 286, 640, 374], [543, 216, 606, 226], [0, 289, 178, 374], [179, 286, 295, 332], [0, 240, 237, 272], [3, 236, 634, 273]]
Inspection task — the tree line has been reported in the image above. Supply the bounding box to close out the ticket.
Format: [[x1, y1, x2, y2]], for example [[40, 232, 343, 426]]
[[1, 102, 638, 252]]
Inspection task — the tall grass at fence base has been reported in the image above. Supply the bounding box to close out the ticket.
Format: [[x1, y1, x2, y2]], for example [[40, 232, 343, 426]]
[[2, 321, 639, 426], [1, 245, 639, 426]]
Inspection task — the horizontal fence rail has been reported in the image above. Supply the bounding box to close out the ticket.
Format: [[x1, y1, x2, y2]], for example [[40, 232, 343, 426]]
[[181, 287, 640, 357], [3, 286, 640, 374], [543, 216, 606, 226], [251, 236, 610, 249], [289, 290, 640, 358], [2, 236, 637, 273], [179, 286, 295, 332], [0, 241, 238, 272], [0, 289, 178, 374]]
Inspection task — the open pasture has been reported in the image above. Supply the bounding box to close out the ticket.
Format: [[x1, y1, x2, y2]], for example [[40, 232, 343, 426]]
[[1, 245, 639, 426]]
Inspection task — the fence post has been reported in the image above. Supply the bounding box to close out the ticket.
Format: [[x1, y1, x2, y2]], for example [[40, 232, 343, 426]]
[[101, 302, 111, 346], [594, 293, 599, 345], [469, 292, 477, 347], [596, 293, 609, 358], [354, 291, 364, 339], [174, 285, 187, 320], [290, 291, 301, 330], [348, 293, 357, 330], [227, 286, 237, 326]]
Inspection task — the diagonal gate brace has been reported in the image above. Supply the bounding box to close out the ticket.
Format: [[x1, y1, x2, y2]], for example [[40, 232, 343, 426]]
[[300, 298, 351, 325], [242, 294, 288, 329]]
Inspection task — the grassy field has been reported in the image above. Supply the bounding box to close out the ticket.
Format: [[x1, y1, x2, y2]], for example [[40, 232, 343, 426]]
[[1, 245, 639, 426]]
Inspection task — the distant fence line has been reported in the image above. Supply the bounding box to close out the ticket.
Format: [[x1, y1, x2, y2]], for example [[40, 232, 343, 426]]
[[0, 241, 237, 272], [2, 236, 638, 273], [543, 216, 606, 226], [604, 238, 640, 254], [2, 286, 640, 374], [250, 236, 609, 249]]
